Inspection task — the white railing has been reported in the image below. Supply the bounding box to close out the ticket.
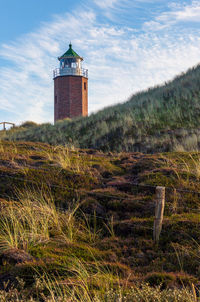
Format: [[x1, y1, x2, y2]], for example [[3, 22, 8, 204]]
[[53, 67, 88, 79]]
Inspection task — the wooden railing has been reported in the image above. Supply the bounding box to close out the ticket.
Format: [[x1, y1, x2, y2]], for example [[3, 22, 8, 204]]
[[0, 122, 15, 130]]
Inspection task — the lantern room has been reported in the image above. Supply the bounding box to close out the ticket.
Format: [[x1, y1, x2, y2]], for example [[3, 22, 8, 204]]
[[53, 43, 88, 78]]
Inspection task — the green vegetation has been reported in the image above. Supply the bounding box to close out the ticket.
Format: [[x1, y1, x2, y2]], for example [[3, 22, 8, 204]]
[[2, 64, 200, 152], [2, 64, 200, 299], [0, 141, 199, 300], [0, 280, 195, 301]]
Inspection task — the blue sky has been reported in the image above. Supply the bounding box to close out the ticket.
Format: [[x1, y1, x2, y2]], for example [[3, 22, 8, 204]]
[[0, 0, 200, 124]]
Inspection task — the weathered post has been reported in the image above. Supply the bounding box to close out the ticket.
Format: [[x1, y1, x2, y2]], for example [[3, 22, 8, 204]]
[[153, 186, 165, 243]]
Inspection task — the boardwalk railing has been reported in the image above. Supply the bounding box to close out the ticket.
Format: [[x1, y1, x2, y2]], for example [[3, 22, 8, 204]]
[[0, 122, 15, 130]]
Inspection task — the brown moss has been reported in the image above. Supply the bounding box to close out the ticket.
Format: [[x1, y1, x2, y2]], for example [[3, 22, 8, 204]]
[[0, 141, 200, 291]]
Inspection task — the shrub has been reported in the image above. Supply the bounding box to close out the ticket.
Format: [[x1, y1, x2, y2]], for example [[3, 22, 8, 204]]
[[20, 121, 38, 128], [144, 272, 176, 288]]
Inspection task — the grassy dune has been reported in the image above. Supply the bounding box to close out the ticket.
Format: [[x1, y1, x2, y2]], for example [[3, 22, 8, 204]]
[[2, 64, 200, 153], [0, 141, 199, 300]]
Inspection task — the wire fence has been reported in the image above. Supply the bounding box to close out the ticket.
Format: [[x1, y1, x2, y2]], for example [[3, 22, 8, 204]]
[[0, 171, 200, 240], [1, 172, 200, 207], [2, 171, 200, 195]]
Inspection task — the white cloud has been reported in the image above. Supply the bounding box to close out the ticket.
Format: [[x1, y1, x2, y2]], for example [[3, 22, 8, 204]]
[[0, 4, 200, 124], [94, 0, 119, 9], [144, 1, 200, 30]]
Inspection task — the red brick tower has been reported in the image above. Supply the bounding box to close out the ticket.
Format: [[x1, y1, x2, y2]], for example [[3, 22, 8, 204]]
[[53, 43, 88, 123]]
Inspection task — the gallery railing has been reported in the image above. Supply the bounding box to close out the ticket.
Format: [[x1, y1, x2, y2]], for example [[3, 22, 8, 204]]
[[53, 67, 88, 79]]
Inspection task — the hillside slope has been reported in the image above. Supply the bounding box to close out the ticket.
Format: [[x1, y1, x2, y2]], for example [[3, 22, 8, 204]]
[[3, 64, 200, 152], [0, 141, 199, 300]]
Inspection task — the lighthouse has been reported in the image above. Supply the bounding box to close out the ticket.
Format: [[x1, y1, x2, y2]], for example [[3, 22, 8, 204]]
[[53, 43, 88, 123]]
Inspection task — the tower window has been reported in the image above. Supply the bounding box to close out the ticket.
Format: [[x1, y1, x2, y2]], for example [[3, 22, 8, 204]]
[[84, 83, 87, 90]]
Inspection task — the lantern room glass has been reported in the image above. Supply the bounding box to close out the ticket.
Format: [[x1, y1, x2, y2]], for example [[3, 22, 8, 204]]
[[60, 58, 82, 69]]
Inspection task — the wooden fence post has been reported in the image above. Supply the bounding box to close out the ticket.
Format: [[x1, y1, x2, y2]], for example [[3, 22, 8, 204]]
[[153, 186, 165, 243]]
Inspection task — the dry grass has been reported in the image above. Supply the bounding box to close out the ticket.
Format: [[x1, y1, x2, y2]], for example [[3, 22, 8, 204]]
[[0, 142, 199, 300], [155, 153, 200, 188], [42, 145, 91, 174], [0, 274, 195, 301], [0, 188, 83, 252]]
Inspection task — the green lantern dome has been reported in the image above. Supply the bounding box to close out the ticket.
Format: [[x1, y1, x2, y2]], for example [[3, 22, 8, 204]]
[[58, 43, 83, 61]]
